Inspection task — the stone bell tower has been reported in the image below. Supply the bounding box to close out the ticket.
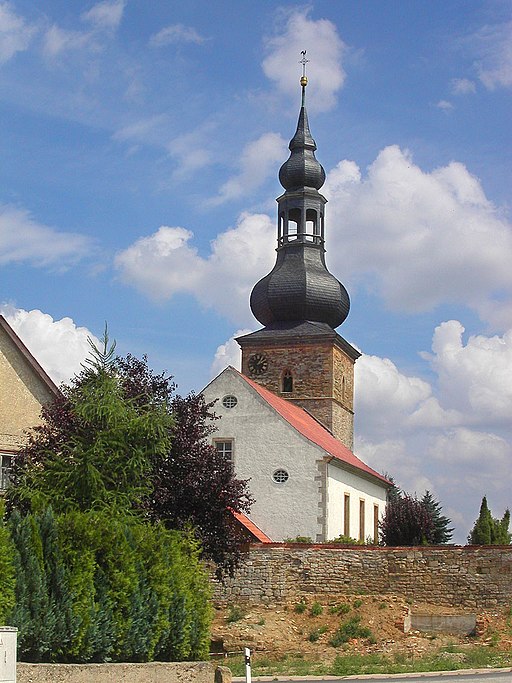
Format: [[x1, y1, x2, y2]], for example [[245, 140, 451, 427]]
[[237, 62, 360, 450]]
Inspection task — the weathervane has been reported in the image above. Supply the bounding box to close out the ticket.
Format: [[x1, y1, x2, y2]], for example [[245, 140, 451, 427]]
[[299, 50, 309, 104]]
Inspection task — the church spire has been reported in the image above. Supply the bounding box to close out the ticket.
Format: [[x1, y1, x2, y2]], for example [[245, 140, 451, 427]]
[[250, 59, 350, 329]]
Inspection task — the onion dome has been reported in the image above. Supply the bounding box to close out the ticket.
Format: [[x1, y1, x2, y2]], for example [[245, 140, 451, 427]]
[[278, 106, 326, 191], [249, 66, 350, 331]]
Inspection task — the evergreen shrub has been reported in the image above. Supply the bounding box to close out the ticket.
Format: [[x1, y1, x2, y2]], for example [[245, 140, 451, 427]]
[[7, 508, 212, 663]]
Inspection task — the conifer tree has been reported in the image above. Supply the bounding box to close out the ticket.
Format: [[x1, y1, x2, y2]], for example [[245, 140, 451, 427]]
[[0, 500, 16, 623], [468, 496, 511, 545], [421, 490, 453, 544]]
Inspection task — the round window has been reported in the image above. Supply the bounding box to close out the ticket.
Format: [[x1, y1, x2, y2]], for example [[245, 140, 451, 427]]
[[272, 469, 289, 484], [222, 395, 238, 409]]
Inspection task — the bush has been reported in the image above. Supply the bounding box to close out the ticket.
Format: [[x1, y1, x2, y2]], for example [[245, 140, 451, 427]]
[[0, 500, 16, 624], [294, 601, 307, 614], [329, 534, 365, 545], [310, 602, 323, 617], [308, 625, 328, 642], [226, 605, 245, 623], [7, 508, 212, 663], [330, 616, 373, 647]]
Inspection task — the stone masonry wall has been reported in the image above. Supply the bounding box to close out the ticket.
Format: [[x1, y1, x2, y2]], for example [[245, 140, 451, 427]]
[[213, 544, 512, 608]]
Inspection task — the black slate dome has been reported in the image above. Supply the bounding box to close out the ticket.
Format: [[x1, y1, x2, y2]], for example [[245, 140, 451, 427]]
[[278, 107, 326, 191], [249, 73, 350, 331], [250, 244, 350, 328]]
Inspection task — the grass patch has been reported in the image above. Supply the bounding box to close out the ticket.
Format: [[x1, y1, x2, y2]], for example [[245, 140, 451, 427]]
[[353, 598, 363, 608], [225, 646, 512, 678]]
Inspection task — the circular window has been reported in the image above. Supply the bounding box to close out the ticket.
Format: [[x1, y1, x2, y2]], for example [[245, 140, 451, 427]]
[[272, 469, 289, 484], [222, 395, 238, 409]]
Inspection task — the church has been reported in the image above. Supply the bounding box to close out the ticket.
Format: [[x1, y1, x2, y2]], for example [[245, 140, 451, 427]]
[[203, 72, 391, 543]]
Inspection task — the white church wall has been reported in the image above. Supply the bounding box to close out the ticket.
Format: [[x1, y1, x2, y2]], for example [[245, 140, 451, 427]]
[[203, 369, 324, 541], [325, 463, 388, 542]]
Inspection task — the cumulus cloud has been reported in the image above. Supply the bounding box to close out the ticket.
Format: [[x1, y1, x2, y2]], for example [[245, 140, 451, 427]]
[[426, 321, 512, 427], [208, 132, 287, 205], [0, 204, 92, 268], [352, 321, 512, 542], [451, 77, 476, 95], [0, 1, 36, 64], [149, 23, 205, 47], [472, 21, 512, 90], [1, 304, 99, 385], [209, 328, 253, 378], [115, 212, 275, 324], [323, 146, 512, 329], [262, 9, 347, 112]]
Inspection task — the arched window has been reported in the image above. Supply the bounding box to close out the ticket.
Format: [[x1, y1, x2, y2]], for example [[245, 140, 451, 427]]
[[282, 370, 293, 393]]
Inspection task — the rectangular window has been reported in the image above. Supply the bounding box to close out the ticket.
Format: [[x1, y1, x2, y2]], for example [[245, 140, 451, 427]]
[[214, 440, 234, 465], [373, 504, 379, 544], [343, 493, 350, 537], [0, 453, 14, 492], [359, 499, 365, 542]]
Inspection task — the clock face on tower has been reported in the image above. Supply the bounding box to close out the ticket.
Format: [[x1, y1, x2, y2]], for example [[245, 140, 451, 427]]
[[248, 353, 268, 376]]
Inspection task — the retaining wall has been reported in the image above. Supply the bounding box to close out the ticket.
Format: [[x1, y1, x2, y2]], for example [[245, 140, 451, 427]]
[[17, 661, 230, 683], [213, 544, 512, 608]]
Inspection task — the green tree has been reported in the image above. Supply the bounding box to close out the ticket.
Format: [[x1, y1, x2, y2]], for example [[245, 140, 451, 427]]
[[468, 496, 511, 545], [421, 490, 453, 544], [10, 331, 173, 516], [0, 499, 16, 623]]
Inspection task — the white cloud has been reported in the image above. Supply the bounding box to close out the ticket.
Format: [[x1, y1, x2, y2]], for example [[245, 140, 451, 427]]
[[323, 146, 512, 329], [351, 322, 512, 542], [149, 23, 205, 47], [115, 212, 275, 324], [43, 25, 90, 58], [210, 328, 253, 378], [427, 320, 512, 427], [451, 78, 476, 95], [1, 304, 99, 385], [81, 0, 125, 31], [208, 132, 287, 205], [472, 21, 512, 90], [436, 99, 453, 111], [0, 204, 92, 268], [262, 9, 347, 112], [355, 354, 432, 439], [43, 0, 124, 58], [0, 1, 36, 64]]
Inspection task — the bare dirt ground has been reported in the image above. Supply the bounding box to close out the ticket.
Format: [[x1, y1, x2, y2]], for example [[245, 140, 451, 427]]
[[211, 594, 512, 664]]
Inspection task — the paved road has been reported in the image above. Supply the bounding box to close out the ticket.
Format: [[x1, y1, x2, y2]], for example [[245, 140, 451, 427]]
[[233, 669, 512, 682]]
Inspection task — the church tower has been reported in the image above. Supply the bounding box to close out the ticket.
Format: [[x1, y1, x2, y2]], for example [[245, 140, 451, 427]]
[[237, 65, 360, 450]]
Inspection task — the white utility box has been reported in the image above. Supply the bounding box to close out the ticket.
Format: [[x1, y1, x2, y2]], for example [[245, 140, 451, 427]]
[[0, 627, 17, 683]]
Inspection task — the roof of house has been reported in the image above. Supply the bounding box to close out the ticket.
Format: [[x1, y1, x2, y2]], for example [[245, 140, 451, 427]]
[[231, 510, 273, 543], [0, 315, 60, 398], [230, 366, 391, 487]]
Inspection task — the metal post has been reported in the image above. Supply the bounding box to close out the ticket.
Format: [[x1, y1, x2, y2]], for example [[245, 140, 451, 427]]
[[244, 646, 251, 683]]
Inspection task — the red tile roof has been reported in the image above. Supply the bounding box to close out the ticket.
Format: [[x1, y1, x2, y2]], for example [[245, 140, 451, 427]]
[[235, 368, 390, 486], [232, 510, 273, 543]]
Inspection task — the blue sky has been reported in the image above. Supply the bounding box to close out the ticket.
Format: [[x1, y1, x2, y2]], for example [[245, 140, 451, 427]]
[[1, 0, 511, 542]]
